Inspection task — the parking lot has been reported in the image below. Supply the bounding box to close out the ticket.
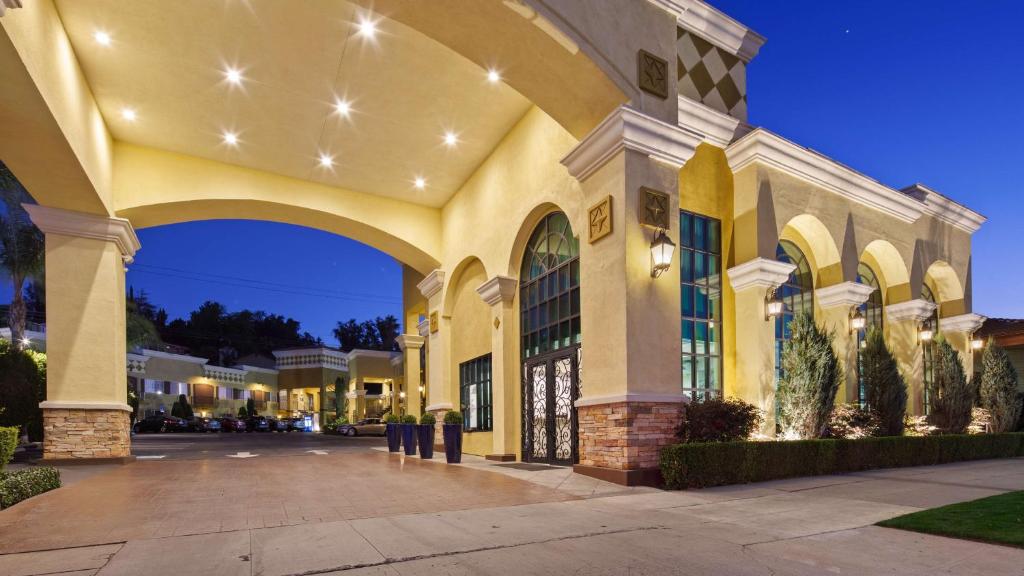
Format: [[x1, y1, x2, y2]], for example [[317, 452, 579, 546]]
[[131, 429, 386, 460]]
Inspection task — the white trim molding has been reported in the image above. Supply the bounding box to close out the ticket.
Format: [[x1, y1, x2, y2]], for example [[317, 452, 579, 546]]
[[0, 1, 23, 17], [390, 355, 404, 367], [426, 402, 454, 412], [23, 204, 141, 264], [940, 313, 986, 335], [677, 96, 742, 148], [417, 269, 445, 299], [561, 106, 702, 181], [345, 390, 367, 399], [417, 319, 430, 338], [900, 184, 986, 234], [347, 349, 401, 361], [477, 275, 518, 306], [40, 401, 132, 412], [725, 129, 925, 224], [651, 0, 765, 62], [234, 364, 279, 375], [140, 349, 209, 365], [726, 257, 795, 292], [815, 281, 877, 309], [886, 299, 938, 323], [396, 334, 425, 351], [575, 393, 688, 408]]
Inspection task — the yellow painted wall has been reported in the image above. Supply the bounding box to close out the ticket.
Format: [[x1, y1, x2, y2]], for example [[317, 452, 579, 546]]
[[446, 259, 492, 455]]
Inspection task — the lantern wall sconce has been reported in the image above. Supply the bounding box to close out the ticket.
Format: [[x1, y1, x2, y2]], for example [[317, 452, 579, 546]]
[[849, 309, 866, 334], [650, 229, 675, 278], [918, 325, 934, 344], [971, 335, 985, 350], [765, 289, 784, 321]]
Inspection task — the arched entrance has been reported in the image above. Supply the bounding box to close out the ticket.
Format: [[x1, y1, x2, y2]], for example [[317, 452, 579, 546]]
[[519, 211, 580, 465]]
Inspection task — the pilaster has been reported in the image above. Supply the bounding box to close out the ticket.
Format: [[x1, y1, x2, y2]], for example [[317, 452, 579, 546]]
[[476, 275, 518, 460], [397, 334, 425, 419], [886, 298, 939, 415], [815, 281, 876, 403]]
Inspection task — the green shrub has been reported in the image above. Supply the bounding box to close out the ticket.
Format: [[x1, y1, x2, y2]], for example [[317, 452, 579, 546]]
[[0, 339, 46, 441], [401, 414, 417, 424], [928, 338, 974, 434], [979, 341, 1022, 433], [246, 398, 256, 418], [171, 401, 184, 419], [443, 410, 463, 425], [237, 405, 248, 418], [826, 404, 880, 439], [777, 313, 843, 439], [420, 412, 436, 426], [0, 426, 17, 470], [0, 466, 61, 508], [676, 397, 761, 443], [861, 327, 908, 436], [660, 433, 1024, 489], [384, 413, 400, 424]]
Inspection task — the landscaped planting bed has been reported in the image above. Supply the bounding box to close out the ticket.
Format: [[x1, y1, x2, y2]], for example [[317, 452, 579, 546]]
[[660, 433, 1024, 489], [0, 466, 61, 509]]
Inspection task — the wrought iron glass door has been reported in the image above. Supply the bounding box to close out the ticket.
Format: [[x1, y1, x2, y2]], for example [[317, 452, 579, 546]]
[[523, 346, 579, 465]]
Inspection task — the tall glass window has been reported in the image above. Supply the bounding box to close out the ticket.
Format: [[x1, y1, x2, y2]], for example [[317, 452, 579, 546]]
[[460, 354, 492, 432], [520, 212, 581, 359], [921, 283, 939, 412], [856, 263, 884, 406], [775, 241, 814, 380], [679, 211, 722, 401]]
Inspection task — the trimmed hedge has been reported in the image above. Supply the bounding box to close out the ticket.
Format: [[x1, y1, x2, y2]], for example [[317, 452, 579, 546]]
[[0, 426, 18, 470], [660, 433, 1024, 490], [0, 467, 61, 509]]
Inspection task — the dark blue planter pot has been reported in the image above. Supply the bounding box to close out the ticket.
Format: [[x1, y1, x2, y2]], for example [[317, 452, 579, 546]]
[[442, 423, 462, 463], [385, 423, 401, 452], [401, 423, 417, 456], [417, 424, 435, 459]]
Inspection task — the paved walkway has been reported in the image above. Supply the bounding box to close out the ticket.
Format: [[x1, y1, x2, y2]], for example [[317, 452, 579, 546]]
[[1, 447, 1022, 575]]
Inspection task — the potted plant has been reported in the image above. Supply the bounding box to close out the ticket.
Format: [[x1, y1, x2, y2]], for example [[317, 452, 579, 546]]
[[443, 410, 463, 464], [417, 413, 436, 460], [400, 414, 418, 456], [384, 413, 401, 452]]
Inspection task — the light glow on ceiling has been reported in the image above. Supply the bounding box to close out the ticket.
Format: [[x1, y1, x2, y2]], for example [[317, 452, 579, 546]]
[[225, 67, 243, 85], [357, 17, 377, 39], [414, 177, 426, 190], [334, 99, 351, 117], [443, 131, 458, 147], [120, 108, 136, 122], [222, 131, 239, 146], [94, 30, 111, 46], [318, 153, 335, 168], [487, 69, 501, 83]]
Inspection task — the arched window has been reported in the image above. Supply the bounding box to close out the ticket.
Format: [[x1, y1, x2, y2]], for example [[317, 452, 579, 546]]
[[520, 212, 580, 359], [856, 263, 884, 406], [921, 283, 939, 412], [775, 240, 814, 380]]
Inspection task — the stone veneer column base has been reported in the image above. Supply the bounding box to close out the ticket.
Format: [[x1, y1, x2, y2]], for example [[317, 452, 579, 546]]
[[42, 408, 133, 462], [575, 401, 684, 486]]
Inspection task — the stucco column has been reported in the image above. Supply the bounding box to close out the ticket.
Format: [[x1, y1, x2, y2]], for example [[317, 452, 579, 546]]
[[815, 282, 876, 404], [941, 313, 986, 378], [477, 275, 518, 461], [24, 205, 140, 462], [397, 334, 425, 420], [726, 257, 795, 435], [886, 299, 938, 416], [418, 271, 452, 425]]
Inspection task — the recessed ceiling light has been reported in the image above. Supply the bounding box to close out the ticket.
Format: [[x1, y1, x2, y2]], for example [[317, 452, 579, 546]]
[[334, 99, 351, 117], [487, 69, 501, 83], [357, 17, 377, 38], [225, 67, 243, 85], [319, 153, 334, 168], [414, 177, 426, 190], [443, 131, 458, 147], [94, 31, 111, 46], [120, 108, 136, 122], [222, 131, 239, 146]]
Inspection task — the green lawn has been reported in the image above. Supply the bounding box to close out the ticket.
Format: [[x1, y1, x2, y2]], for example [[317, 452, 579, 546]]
[[878, 491, 1024, 548]]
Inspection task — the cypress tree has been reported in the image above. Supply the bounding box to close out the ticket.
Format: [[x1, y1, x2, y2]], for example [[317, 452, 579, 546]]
[[777, 312, 843, 439], [861, 327, 907, 436], [927, 338, 974, 434], [979, 340, 1022, 433]]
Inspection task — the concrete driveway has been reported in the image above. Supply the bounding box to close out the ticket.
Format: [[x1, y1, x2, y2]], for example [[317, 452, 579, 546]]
[[0, 437, 1022, 575]]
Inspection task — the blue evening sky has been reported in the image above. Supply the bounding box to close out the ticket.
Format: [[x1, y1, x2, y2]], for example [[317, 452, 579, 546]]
[[3, 1, 1023, 342]]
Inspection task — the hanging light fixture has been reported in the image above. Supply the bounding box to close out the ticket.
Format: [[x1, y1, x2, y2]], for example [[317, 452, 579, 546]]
[[849, 309, 866, 334], [918, 324, 934, 344], [971, 335, 985, 350], [765, 289, 784, 321], [650, 229, 675, 278]]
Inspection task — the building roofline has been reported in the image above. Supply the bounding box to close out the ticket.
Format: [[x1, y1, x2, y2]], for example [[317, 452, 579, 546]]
[[652, 0, 766, 62], [900, 183, 986, 234]]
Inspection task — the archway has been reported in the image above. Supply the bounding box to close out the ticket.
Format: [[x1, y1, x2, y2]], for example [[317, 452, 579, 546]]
[[778, 214, 843, 287], [860, 239, 911, 305]]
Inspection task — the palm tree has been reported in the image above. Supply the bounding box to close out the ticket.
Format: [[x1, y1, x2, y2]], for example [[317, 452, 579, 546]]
[[0, 162, 45, 349]]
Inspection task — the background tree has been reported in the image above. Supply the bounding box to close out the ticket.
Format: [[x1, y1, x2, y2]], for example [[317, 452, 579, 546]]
[[176, 393, 194, 420], [0, 162, 45, 349], [237, 405, 248, 418], [0, 338, 46, 440], [776, 312, 843, 439], [333, 315, 401, 351], [126, 296, 162, 350], [246, 397, 256, 418], [979, 340, 1021, 433], [861, 327, 908, 436], [927, 338, 974, 434]]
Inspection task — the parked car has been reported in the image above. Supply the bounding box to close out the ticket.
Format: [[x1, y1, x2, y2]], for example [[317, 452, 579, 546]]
[[289, 416, 311, 432], [246, 416, 271, 432], [134, 414, 188, 433], [266, 417, 289, 432], [337, 418, 386, 437], [218, 416, 247, 433], [189, 417, 222, 433]]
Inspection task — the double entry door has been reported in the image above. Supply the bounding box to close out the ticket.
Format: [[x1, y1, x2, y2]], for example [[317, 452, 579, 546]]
[[522, 346, 580, 465]]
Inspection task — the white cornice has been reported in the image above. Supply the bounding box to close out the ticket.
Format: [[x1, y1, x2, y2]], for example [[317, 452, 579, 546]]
[[396, 334, 425, 351], [417, 319, 430, 338], [476, 275, 518, 306], [272, 347, 346, 360], [940, 313, 986, 335], [234, 364, 279, 375], [815, 281, 877, 309], [726, 257, 795, 292], [561, 106, 702, 181], [0, 1, 23, 17], [141, 349, 209, 365], [23, 204, 141, 264], [726, 129, 925, 224], [347, 349, 401, 361], [677, 96, 741, 148], [417, 269, 445, 299], [575, 393, 688, 407], [651, 0, 765, 62], [886, 299, 938, 323], [900, 184, 986, 234]]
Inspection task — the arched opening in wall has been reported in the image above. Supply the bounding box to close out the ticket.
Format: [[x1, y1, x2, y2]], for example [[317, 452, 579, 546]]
[[774, 240, 814, 382], [855, 263, 884, 406], [519, 211, 580, 465]]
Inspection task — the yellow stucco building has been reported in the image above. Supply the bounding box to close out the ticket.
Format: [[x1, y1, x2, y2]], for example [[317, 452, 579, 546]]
[[1, 0, 984, 484]]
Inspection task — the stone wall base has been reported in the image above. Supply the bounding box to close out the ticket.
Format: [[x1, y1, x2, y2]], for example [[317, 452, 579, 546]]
[[42, 408, 132, 460], [577, 401, 683, 472]]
